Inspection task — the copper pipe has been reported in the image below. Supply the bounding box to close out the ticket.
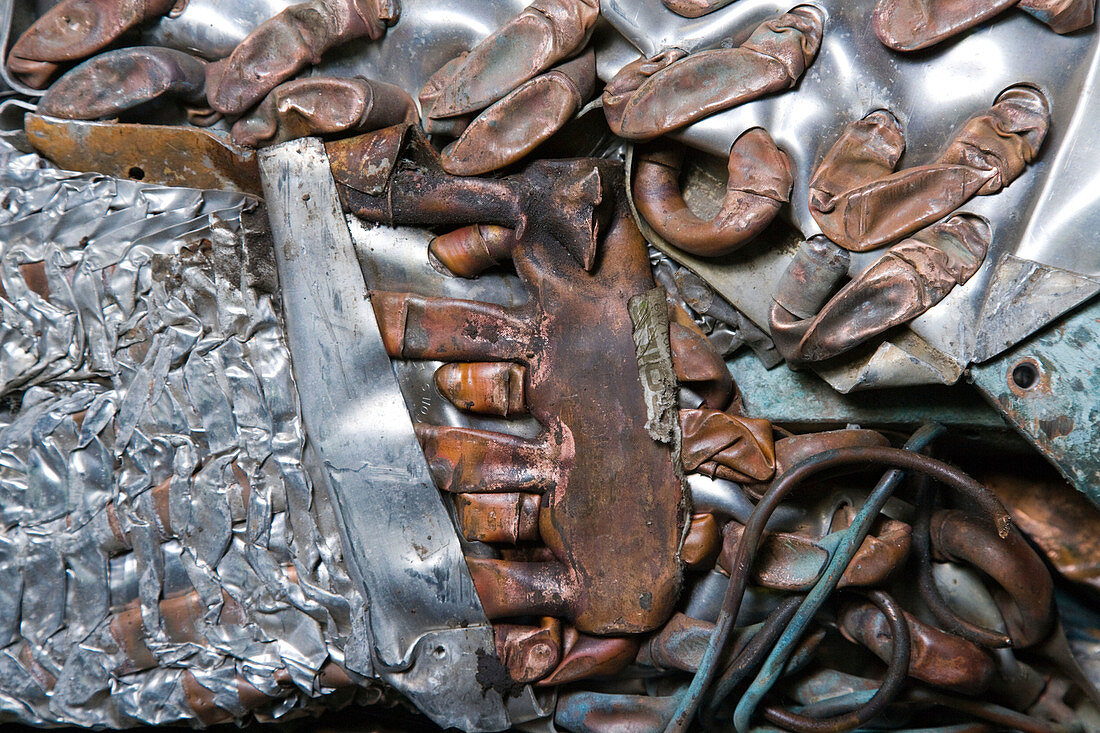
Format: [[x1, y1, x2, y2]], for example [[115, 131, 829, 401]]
[[633, 129, 793, 257], [454, 492, 541, 543], [682, 513, 722, 570], [539, 626, 640, 685], [680, 408, 776, 483], [428, 225, 519, 278], [435, 362, 527, 417]]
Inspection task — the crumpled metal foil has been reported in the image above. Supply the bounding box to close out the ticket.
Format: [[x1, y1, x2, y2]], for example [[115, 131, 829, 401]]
[[0, 138, 386, 727]]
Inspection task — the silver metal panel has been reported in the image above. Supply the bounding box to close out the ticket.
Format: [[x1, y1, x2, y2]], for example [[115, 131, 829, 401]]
[[257, 137, 508, 732]]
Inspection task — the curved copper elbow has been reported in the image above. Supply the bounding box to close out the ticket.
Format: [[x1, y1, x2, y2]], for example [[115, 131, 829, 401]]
[[633, 129, 793, 258], [37, 47, 207, 121], [839, 600, 997, 695], [428, 224, 520, 278], [7, 0, 179, 89], [930, 509, 1054, 648], [231, 75, 417, 148], [668, 309, 734, 409]]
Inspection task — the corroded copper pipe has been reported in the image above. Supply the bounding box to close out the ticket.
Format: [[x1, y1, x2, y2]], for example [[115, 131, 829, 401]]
[[668, 313, 734, 410], [772, 428, 889, 477], [230, 76, 417, 148], [7, 0, 179, 88], [680, 408, 776, 483], [633, 129, 793, 257], [423, 0, 599, 119], [929, 509, 1054, 648], [770, 214, 991, 363], [719, 520, 828, 591], [428, 225, 520, 278], [606, 6, 824, 140], [206, 0, 398, 115], [809, 87, 1049, 252], [440, 48, 596, 175], [494, 618, 562, 683], [454, 492, 541, 543], [682, 513, 722, 569], [603, 49, 687, 138], [637, 612, 715, 672], [37, 47, 207, 121], [873, 0, 1093, 51], [414, 424, 560, 494], [839, 600, 997, 695], [538, 626, 640, 685], [435, 362, 527, 417], [830, 506, 911, 587]]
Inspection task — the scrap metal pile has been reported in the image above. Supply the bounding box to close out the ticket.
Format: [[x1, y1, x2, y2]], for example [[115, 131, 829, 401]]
[[0, 0, 1099, 731]]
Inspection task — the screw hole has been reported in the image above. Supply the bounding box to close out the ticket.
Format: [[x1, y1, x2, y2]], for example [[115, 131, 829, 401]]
[[1011, 361, 1039, 390], [432, 645, 446, 659], [127, 166, 145, 181]]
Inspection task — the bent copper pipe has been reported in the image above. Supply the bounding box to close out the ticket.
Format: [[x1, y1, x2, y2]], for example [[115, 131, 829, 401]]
[[668, 309, 734, 410], [606, 5, 824, 140], [829, 506, 911, 587], [37, 47, 207, 121], [680, 408, 776, 483], [454, 492, 541, 543], [809, 87, 1049, 252], [873, 0, 1093, 51], [839, 599, 997, 695], [539, 626, 640, 685], [435, 362, 527, 417], [769, 214, 991, 364], [440, 48, 596, 176], [7, 0, 180, 89], [207, 0, 398, 115], [423, 0, 600, 119], [929, 509, 1054, 648], [682, 513, 722, 569], [637, 612, 716, 672], [429, 224, 520, 278], [633, 129, 793, 257], [231, 76, 417, 148]]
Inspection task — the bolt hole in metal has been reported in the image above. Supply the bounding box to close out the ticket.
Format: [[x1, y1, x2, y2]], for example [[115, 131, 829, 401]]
[[128, 166, 145, 180], [1011, 359, 1040, 390], [432, 645, 447, 659]]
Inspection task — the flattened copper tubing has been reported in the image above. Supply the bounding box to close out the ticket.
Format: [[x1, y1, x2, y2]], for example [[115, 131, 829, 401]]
[[110, 590, 247, 675], [770, 215, 991, 363], [809, 87, 1049, 252], [602, 48, 687, 137], [207, 0, 396, 115], [440, 48, 596, 176], [929, 509, 1054, 648], [429, 225, 520, 278], [609, 6, 824, 141], [634, 131, 793, 257], [663, 0, 737, 18], [669, 318, 734, 409], [984, 472, 1100, 592], [415, 424, 560, 494], [494, 618, 562, 683], [839, 600, 996, 694], [761, 591, 911, 733], [435, 362, 526, 417], [638, 613, 718, 673], [830, 508, 911, 587], [874, 0, 1093, 51], [455, 492, 540, 543], [683, 514, 722, 569], [538, 627, 640, 685], [425, 0, 600, 118], [37, 47, 207, 121], [7, 0, 179, 88], [231, 76, 417, 148], [719, 521, 829, 591], [680, 408, 776, 483], [773, 429, 888, 477]]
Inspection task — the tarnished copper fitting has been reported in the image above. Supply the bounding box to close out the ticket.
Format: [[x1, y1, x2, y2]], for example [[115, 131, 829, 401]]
[[662, 0, 737, 17], [422, 0, 600, 119], [605, 5, 824, 140], [6, 0, 179, 88], [680, 408, 776, 483], [207, 0, 397, 115], [839, 600, 996, 695], [230, 76, 417, 148], [435, 362, 527, 417], [37, 47, 207, 121], [440, 48, 596, 175], [538, 626, 640, 685], [809, 87, 1049, 252], [770, 214, 992, 363], [682, 513, 722, 569], [428, 225, 520, 278], [637, 612, 715, 672], [494, 618, 562, 683], [454, 492, 541, 543], [413, 423, 561, 494], [873, 0, 1093, 51], [929, 509, 1054, 648], [633, 129, 793, 257]]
